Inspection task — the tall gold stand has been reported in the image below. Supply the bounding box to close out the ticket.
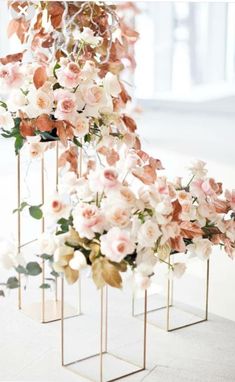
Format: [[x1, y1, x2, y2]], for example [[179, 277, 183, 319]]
[[16, 143, 81, 323], [61, 278, 147, 382], [132, 258, 209, 332]]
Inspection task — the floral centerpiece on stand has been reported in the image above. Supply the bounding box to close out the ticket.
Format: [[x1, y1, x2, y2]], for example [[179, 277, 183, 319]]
[[0, 1, 234, 296]]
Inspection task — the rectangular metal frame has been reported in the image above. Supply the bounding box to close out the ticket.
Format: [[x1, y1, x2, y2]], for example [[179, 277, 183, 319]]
[[16, 143, 81, 323], [61, 279, 148, 382], [132, 257, 210, 332]]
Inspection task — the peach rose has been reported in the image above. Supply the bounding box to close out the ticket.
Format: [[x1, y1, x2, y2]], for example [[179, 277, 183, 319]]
[[100, 227, 135, 262], [81, 85, 103, 106], [57, 62, 81, 88]]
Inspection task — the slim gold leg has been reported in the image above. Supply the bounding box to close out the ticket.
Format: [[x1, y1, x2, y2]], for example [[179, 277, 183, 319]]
[[143, 290, 147, 369], [100, 287, 104, 382], [41, 154, 45, 323], [61, 276, 65, 366], [205, 259, 210, 320], [17, 153, 22, 310]]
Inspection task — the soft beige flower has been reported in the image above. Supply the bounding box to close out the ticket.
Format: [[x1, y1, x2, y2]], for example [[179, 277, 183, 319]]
[[0, 107, 14, 129], [69, 250, 87, 271], [189, 160, 208, 179], [173, 262, 187, 278], [74, 27, 102, 46], [187, 238, 212, 260], [137, 220, 161, 248]]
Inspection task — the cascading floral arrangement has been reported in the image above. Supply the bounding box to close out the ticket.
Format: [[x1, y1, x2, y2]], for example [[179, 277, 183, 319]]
[[0, 1, 234, 295]]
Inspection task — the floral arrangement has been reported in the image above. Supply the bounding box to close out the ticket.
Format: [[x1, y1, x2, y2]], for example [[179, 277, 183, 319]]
[[37, 158, 235, 290], [0, 1, 234, 296]]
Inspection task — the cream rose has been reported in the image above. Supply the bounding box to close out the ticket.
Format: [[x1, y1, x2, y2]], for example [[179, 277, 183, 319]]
[[187, 238, 212, 260]]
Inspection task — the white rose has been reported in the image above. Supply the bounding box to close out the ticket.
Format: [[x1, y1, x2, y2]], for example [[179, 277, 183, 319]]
[[38, 232, 56, 256], [0, 107, 14, 129], [105, 205, 130, 228], [0, 239, 24, 270], [24, 88, 53, 118], [7, 89, 27, 112], [69, 250, 87, 271], [188, 160, 208, 179], [173, 262, 187, 278], [133, 271, 151, 290], [137, 220, 161, 248], [103, 72, 121, 97], [74, 27, 102, 46], [187, 238, 212, 260]]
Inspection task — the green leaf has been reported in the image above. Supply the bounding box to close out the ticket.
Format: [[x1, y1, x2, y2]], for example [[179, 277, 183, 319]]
[[39, 283, 51, 289], [53, 62, 61, 78], [29, 206, 43, 220], [0, 290, 5, 297], [26, 262, 42, 276], [73, 136, 82, 148], [6, 277, 20, 289], [15, 135, 24, 155], [40, 254, 53, 261], [13, 201, 28, 214], [15, 265, 27, 274], [0, 101, 7, 109], [51, 270, 59, 278], [84, 133, 91, 143]]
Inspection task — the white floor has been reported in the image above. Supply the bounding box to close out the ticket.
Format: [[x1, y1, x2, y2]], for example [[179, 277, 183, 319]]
[[0, 108, 235, 381]]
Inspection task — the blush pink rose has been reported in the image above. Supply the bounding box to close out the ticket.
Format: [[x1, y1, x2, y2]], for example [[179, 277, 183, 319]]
[[0, 63, 23, 89], [100, 227, 135, 262], [54, 89, 77, 121], [73, 203, 105, 239], [225, 189, 235, 211], [57, 62, 81, 88], [81, 85, 103, 106], [89, 168, 120, 192]]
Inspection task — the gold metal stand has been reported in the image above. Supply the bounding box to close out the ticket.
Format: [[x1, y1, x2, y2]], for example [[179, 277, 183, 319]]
[[61, 278, 147, 382], [16, 143, 81, 323], [132, 258, 210, 332]]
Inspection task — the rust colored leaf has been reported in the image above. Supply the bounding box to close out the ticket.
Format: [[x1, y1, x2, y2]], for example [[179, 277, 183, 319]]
[[213, 199, 230, 214], [58, 146, 78, 173], [35, 114, 53, 132], [122, 114, 137, 132], [34, 11, 43, 30], [48, 1, 65, 28], [132, 164, 157, 185], [19, 119, 35, 137], [98, 147, 120, 166], [0, 51, 24, 64], [180, 222, 203, 239], [170, 236, 186, 253], [33, 66, 47, 89], [171, 200, 182, 221], [7, 17, 29, 43]]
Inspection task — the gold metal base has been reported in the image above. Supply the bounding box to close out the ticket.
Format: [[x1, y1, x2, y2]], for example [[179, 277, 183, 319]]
[[133, 259, 209, 332], [21, 300, 79, 323], [133, 303, 208, 332], [63, 351, 145, 382], [61, 280, 147, 382]]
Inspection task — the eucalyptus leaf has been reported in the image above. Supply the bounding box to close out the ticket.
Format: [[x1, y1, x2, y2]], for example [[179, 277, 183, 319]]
[[29, 206, 43, 220], [6, 277, 20, 289], [40, 283, 51, 289], [15, 265, 27, 274], [26, 262, 42, 276]]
